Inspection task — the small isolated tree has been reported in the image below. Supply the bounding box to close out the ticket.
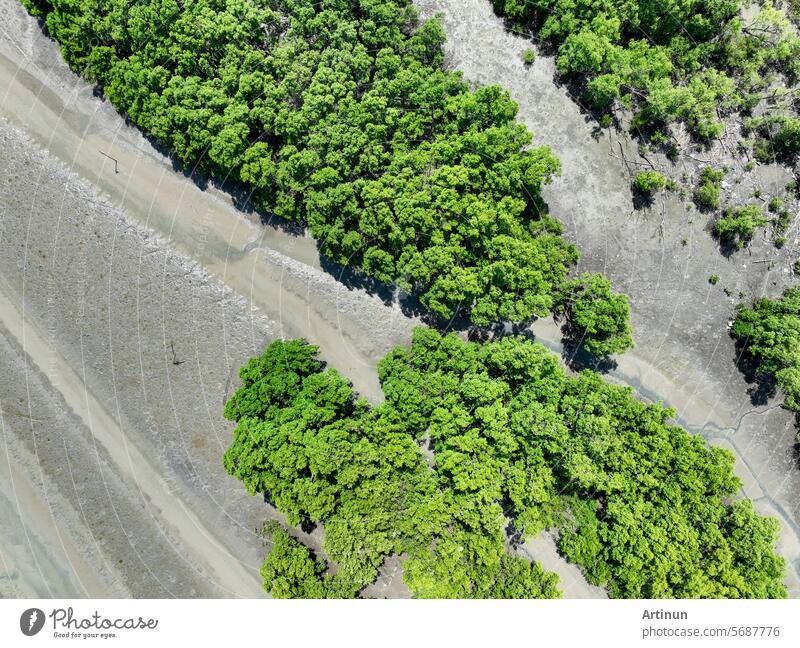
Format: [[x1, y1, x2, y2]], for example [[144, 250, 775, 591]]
[[523, 48, 536, 65], [632, 170, 667, 195], [693, 166, 724, 210], [714, 205, 768, 248], [773, 118, 800, 161], [553, 273, 634, 357]]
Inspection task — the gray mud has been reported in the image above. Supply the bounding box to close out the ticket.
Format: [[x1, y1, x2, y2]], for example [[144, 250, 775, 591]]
[[0, 122, 272, 596], [0, 0, 418, 597], [0, 319, 203, 597]]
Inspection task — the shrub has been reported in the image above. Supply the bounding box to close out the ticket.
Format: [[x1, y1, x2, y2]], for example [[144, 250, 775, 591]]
[[523, 48, 536, 65], [732, 287, 800, 413], [751, 116, 800, 163], [632, 170, 667, 195], [693, 166, 725, 210], [775, 209, 792, 233], [700, 166, 725, 185], [714, 205, 768, 248], [773, 118, 800, 161], [709, 275, 720, 285]]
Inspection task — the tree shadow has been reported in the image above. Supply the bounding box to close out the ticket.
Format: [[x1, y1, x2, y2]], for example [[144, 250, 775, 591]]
[[732, 339, 778, 406], [139, 133, 292, 226], [262, 493, 316, 532], [463, 318, 619, 374], [715, 234, 741, 259], [706, 216, 745, 259], [551, 316, 619, 374], [316, 256, 487, 332], [548, 71, 627, 137], [504, 518, 524, 549], [632, 190, 656, 211], [319, 256, 396, 307], [560, 337, 619, 374], [465, 319, 537, 343], [791, 417, 800, 471], [134, 123, 214, 191], [31, 13, 49, 35], [95, 111, 303, 237], [224, 183, 307, 237]]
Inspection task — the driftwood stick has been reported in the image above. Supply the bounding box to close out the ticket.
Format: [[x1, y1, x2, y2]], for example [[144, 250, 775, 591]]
[[99, 150, 119, 173]]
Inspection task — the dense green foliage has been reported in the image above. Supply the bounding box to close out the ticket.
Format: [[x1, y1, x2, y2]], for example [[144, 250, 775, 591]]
[[224, 331, 786, 598], [259, 522, 328, 598], [19, 0, 46, 15], [714, 204, 768, 247], [223, 337, 562, 598], [553, 273, 634, 357], [694, 166, 725, 210], [492, 0, 800, 144], [732, 287, 800, 415], [632, 170, 667, 195], [20, 0, 634, 331]]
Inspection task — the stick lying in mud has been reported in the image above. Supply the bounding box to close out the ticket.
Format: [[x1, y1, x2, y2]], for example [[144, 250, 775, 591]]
[[98, 150, 119, 173], [170, 342, 185, 366]]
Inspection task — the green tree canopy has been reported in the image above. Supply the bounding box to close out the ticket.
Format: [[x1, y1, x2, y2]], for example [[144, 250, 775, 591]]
[[714, 205, 768, 248], [225, 331, 786, 598], [492, 0, 800, 146], [553, 273, 634, 357], [21, 0, 633, 333], [732, 287, 800, 413]]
